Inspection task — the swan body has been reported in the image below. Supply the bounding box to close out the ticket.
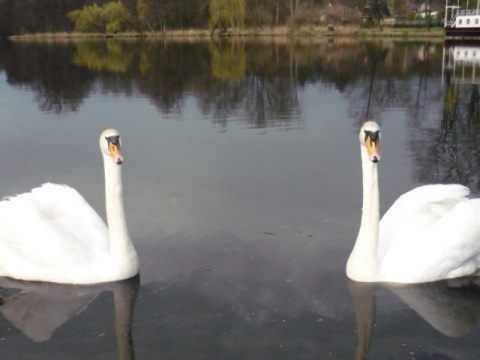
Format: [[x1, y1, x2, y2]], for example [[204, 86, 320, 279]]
[[0, 129, 139, 284], [347, 121, 480, 283]]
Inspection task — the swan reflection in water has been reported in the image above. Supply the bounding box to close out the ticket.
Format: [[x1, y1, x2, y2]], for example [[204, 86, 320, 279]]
[[348, 277, 480, 359], [0, 275, 139, 359], [1, 266, 479, 359]]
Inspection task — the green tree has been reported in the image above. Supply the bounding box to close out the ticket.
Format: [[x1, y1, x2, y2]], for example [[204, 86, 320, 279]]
[[133, 0, 209, 33], [68, 2, 131, 34], [246, 0, 290, 26], [136, 0, 153, 31], [208, 0, 245, 33], [0, 0, 15, 37]]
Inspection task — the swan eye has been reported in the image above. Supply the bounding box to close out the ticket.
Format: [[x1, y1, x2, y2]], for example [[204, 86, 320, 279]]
[[105, 135, 120, 145], [364, 130, 380, 143]]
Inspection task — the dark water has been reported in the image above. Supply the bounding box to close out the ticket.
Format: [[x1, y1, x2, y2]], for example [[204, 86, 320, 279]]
[[0, 38, 480, 359]]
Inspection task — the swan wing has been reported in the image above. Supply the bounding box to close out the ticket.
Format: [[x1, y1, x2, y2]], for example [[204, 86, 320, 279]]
[[378, 184, 469, 262], [0, 183, 109, 280], [380, 187, 480, 283], [21, 183, 109, 248]]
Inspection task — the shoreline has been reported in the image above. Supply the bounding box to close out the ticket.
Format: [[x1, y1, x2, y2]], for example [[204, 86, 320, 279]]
[[8, 26, 448, 41]]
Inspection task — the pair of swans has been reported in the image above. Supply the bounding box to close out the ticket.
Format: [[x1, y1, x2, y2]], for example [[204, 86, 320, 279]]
[[348, 121, 480, 283], [0, 123, 478, 285], [0, 129, 138, 284]]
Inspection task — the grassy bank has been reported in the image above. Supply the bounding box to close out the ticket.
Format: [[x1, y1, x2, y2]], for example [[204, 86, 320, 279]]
[[9, 25, 446, 41]]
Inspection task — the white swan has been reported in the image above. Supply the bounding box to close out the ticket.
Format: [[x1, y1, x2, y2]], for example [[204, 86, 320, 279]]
[[0, 129, 139, 284], [347, 121, 480, 283]]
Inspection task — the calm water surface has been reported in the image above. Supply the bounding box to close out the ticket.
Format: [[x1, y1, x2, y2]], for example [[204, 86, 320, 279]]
[[0, 38, 480, 359]]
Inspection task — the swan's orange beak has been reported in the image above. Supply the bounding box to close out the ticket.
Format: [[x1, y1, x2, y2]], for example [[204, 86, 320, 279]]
[[108, 141, 123, 165], [365, 133, 380, 163]]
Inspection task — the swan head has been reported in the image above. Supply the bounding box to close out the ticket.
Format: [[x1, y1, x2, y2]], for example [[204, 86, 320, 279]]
[[360, 121, 381, 163], [100, 129, 123, 165]]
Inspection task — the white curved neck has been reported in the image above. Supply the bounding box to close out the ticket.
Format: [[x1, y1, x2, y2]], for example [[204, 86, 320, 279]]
[[104, 158, 138, 275], [347, 145, 380, 282]]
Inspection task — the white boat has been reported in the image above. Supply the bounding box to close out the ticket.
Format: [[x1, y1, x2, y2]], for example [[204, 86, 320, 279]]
[[445, 0, 480, 37]]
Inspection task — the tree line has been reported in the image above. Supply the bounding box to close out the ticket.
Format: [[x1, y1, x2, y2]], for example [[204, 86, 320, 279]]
[[0, 0, 330, 38]]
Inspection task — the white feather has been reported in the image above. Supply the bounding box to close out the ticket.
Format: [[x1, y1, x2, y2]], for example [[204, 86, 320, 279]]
[[347, 122, 480, 283], [0, 129, 138, 284]]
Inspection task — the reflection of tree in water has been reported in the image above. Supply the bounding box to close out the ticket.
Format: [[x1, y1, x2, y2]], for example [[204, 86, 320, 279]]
[[206, 40, 299, 129], [340, 40, 480, 192], [345, 42, 402, 126], [1, 42, 93, 114], [242, 75, 300, 129], [197, 71, 301, 130], [71, 42, 134, 73], [345, 42, 444, 128], [209, 41, 246, 82], [195, 40, 302, 130], [0, 40, 455, 134], [0, 40, 327, 129], [413, 80, 480, 192]]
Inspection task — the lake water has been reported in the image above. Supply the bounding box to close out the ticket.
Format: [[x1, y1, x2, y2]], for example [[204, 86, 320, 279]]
[[0, 37, 480, 359]]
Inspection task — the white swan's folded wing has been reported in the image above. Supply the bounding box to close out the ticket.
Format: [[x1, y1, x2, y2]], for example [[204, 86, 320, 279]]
[[25, 183, 109, 249], [379, 184, 469, 263], [0, 183, 109, 279], [381, 196, 480, 283]]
